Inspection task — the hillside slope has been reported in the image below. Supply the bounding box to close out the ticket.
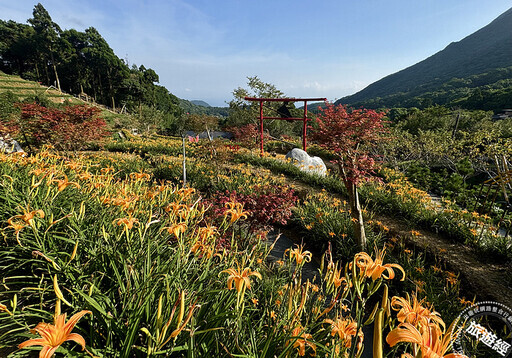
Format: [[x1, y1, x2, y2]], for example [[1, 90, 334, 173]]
[[0, 70, 77, 104], [338, 7, 512, 109]]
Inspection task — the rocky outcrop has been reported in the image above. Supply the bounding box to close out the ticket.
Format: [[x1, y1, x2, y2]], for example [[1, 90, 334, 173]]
[[285, 148, 327, 177]]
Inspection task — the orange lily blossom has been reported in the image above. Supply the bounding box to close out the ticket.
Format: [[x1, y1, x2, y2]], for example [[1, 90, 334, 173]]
[[77, 171, 93, 181], [391, 294, 446, 332], [52, 175, 80, 192], [113, 216, 139, 230], [189, 239, 214, 258], [221, 265, 262, 294], [7, 218, 26, 233], [285, 244, 312, 265], [177, 187, 195, 198], [129, 171, 150, 181], [353, 247, 405, 281], [198, 224, 217, 240], [162, 222, 187, 239], [323, 316, 363, 350], [18, 308, 91, 358], [288, 325, 317, 357], [386, 322, 467, 358], [223, 201, 248, 223], [221, 264, 261, 310], [11, 206, 45, 226]]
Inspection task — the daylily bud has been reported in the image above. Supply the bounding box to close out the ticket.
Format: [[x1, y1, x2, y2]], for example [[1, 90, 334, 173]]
[[69, 240, 79, 262], [177, 291, 185, 329], [53, 275, 72, 307]]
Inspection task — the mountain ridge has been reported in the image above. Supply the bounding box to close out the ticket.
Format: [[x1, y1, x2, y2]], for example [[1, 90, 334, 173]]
[[337, 7, 512, 109]]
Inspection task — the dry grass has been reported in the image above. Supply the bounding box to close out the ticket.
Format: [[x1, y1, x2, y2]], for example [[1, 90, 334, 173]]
[[0, 72, 80, 104]]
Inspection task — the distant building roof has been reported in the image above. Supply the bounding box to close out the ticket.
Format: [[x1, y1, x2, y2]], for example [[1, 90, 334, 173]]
[[492, 109, 512, 120]]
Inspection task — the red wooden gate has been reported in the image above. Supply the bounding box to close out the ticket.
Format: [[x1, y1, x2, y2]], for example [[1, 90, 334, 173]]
[[244, 97, 326, 155]]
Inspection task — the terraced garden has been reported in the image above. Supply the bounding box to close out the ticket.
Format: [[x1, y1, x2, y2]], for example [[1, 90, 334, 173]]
[[0, 73, 511, 357]]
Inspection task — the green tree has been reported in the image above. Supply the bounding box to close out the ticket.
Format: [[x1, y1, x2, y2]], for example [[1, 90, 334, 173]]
[[227, 76, 302, 137], [80, 27, 129, 106], [28, 3, 70, 92], [0, 20, 37, 77]]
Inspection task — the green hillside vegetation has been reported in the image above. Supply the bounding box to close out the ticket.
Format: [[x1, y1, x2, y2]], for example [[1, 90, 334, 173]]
[[0, 70, 77, 103], [179, 98, 229, 117], [0, 71, 158, 131], [1, 69, 511, 355], [0, 4, 186, 127], [339, 7, 512, 111], [1, 5, 511, 356], [1, 131, 511, 356], [190, 100, 210, 107]]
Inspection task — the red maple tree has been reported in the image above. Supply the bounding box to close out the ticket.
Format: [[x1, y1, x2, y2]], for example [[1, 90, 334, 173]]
[[311, 102, 389, 249], [17, 103, 108, 151]]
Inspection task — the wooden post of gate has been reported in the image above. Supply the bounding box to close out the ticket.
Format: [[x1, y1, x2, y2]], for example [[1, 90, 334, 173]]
[[244, 97, 326, 156], [303, 100, 308, 151], [259, 100, 264, 154]]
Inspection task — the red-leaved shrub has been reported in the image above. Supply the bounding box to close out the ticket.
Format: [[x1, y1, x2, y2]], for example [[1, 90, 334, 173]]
[[17, 103, 108, 150], [206, 185, 297, 232], [226, 123, 271, 148]]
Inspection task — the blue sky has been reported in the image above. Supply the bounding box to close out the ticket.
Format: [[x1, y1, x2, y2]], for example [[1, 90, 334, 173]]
[[1, 1, 511, 106]]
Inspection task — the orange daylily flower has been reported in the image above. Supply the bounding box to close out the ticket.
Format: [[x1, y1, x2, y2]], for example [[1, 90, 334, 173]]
[[323, 316, 363, 350], [77, 172, 93, 181], [65, 161, 81, 171], [7, 207, 45, 245], [11, 206, 45, 226], [113, 216, 139, 230], [221, 265, 262, 310], [386, 322, 467, 358], [18, 308, 91, 358], [288, 325, 317, 357], [391, 295, 446, 332], [30, 167, 48, 177], [285, 244, 312, 265], [165, 203, 189, 220], [223, 201, 249, 223], [6, 218, 26, 233], [129, 171, 151, 181], [100, 166, 114, 174], [197, 224, 217, 240], [353, 247, 405, 281], [162, 222, 187, 239], [111, 195, 139, 211], [52, 175, 80, 192], [177, 187, 195, 198], [446, 276, 457, 286], [189, 239, 214, 258], [221, 265, 262, 294], [458, 297, 474, 307]]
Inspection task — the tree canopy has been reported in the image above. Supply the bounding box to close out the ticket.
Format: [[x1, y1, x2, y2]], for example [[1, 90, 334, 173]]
[[0, 3, 182, 120]]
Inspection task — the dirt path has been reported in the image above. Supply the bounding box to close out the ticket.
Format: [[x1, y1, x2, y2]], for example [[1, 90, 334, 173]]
[[372, 211, 512, 305], [275, 171, 512, 306], [168, 155, 511, 305]]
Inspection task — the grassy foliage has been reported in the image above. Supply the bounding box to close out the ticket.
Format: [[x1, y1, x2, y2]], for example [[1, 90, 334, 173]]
[[0, 138, 480, 357]]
